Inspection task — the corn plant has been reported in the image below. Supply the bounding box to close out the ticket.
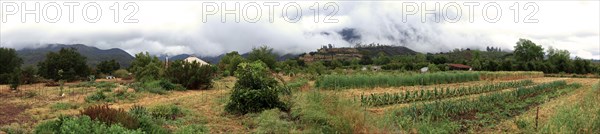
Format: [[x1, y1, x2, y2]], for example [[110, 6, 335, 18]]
[[360, 80, 535, 106], [317, 71, 481, 90], [395, 80, 574, 132]]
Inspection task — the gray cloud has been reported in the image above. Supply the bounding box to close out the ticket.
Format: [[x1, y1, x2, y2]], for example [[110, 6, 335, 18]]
[[0, 1, 598, 59]]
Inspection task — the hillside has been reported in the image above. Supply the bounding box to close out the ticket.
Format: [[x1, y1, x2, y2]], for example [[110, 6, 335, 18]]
[[300, 45, 419, 63], [17, 44, 134, 68]]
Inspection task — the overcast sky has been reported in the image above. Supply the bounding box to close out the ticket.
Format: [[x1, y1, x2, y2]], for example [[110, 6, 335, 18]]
[[1, 1, 598, 59]]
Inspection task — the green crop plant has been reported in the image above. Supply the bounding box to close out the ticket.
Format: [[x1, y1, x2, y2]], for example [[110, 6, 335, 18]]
[[360, 80, 534, 106]]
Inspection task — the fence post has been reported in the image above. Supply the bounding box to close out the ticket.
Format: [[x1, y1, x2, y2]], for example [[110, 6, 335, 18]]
[[535, 107, 539, 130]]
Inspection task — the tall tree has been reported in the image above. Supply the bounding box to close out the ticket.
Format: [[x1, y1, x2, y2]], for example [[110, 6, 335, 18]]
[[218, 51, 246, 76], [97, 59, 121, 75], [513, 39, 545, 62], [38, 48, 89, 81], [247, 46, 278, 69], [546, 47, 572, 73], [129, 52, 162, 82], [0, 48, 23, 84]]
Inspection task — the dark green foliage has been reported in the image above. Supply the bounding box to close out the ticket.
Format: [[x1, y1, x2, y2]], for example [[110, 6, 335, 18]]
[[34, 115, 143, 134], [97, 59, 121, 75], [85, 91, 110, 102], [9, 68, 21, 91], [225, 61, 285, 114], [128, 105, 169, 133], [80, 105, 140, 129], [247, 46, 278, 69], [130, 79, 185, 94], [129, 52, 162, 82], [0, 47, 23, 84], [514, 39, 544, 62], [165, 60, 216, 89], [218, 51, 246, 76], [20, 66, 38, 84], [37, 48, 90, 81]]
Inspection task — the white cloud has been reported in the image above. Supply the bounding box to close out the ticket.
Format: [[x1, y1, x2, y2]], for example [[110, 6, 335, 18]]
[[0, 1, 598, 59]]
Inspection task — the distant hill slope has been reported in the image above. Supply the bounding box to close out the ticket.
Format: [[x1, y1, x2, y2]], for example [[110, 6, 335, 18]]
[[160, 52, 299, 64], [17, 44, 134, 68], [356, 45, 418, 56]]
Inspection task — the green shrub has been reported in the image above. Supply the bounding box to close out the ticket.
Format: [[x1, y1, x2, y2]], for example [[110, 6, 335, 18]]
[[51, 102, 79, 111], [225, 61, 285, 114], [95, 82, 117, 89], [80, 105, 139, 129], [148, 104, 184, 120], [254, 109, 292, 134], [85, 91, 110, 102], [34, 116, 143, 134], [175, 124, 209, 134], [112, 69, 130, 78], [128, 105, 169, 133], [129, 52, 162, 82], [158, 79, 186, 91], [165, 60, 216, 90]]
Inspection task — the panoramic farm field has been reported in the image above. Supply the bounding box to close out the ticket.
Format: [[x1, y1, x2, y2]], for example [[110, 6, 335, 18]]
[[1, 1, 598, 133], [1, 71, 598, 133]]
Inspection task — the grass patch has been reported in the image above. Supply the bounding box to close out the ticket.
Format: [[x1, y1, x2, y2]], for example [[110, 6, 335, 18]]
[[539, 80, 600, 133], [50, 102, 79, 111]]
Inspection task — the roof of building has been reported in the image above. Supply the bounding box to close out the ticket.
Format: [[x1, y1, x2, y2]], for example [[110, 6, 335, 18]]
[[184, 56, 209, 66]]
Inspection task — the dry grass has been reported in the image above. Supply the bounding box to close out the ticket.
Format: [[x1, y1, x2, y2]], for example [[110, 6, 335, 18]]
[[0, 75, 596, 133]]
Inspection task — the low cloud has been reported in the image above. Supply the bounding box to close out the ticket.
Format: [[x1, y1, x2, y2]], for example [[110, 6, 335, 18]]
[[1, 1, 598, 59]]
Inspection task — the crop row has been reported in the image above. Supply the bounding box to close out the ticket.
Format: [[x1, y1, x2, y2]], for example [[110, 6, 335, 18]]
[[316, 71, 543, 90], [480, 71, 544, 80], [359, 80, 534, 106], [393, 80, 579, 132], [316, 72, 481, 90]]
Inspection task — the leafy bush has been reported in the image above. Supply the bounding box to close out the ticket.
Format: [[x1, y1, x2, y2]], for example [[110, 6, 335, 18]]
[[165, 60, 216, 90], [96, 59, 120, 75], [129, 52, 162, 82], [149, 104, 184, 120], [85, 91, 110, 102], [85, 91, 114, 102], [80, 105, 140, 129], [175, 124, 209, 134], [113, 69, 131, 79], [130, 79, 184, 95], [128, 105, 169, 133], [37, 48, 90, 81], [0, 47, 23, 84], [225, 61, 285, 114], [34, 115, 143, 134], [254, 109, 292, 133]]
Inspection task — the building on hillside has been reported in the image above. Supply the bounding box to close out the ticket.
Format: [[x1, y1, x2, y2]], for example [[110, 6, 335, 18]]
[[447, 63, 472, 71], [184, 56, 209, 66]]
